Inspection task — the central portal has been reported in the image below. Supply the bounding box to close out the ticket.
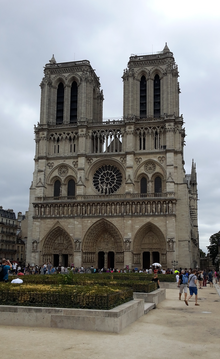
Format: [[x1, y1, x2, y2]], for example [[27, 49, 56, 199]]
[[83, 219, 124, 268]]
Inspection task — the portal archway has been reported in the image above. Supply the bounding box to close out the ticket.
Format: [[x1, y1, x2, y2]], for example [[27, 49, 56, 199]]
[[82, 219, 123, 269], [133, 222, 166, 269], [41, 226, 74, 266]]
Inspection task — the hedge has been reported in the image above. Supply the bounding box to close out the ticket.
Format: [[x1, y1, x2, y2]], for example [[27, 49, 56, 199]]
[[0, 283, 133, 310], [9, 272, 176, 285]]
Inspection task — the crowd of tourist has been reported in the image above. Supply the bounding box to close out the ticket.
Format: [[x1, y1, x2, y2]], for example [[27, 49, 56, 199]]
[[176, 268, 219, 306], [1, 259, 220, 286]]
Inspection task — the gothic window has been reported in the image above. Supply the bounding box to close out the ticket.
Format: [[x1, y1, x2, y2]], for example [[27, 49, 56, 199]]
[[154, 130, 160, 149], [56, 83, 64, 124], [155, 176, 162, 193], [93, 165, 122, 195], [140, 76, 147, 118], [68, 179, 75, 197], [54, 180, 61, 197], [140, 177, 147, 195], [154, 74, 160, 118], [139, 131, 146, 150], [70, 81, 77, 123]]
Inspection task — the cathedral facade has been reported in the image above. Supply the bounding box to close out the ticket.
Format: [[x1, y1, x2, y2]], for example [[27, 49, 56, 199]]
[[26, 44, 199, 269]]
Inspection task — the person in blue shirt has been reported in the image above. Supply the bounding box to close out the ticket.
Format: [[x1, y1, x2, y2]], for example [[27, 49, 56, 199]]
[[2, 258, 12, 282]]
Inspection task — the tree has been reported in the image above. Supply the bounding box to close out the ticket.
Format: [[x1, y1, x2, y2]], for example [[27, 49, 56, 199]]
[[199, 249, 206, 258], [207, 231, 220, 265]]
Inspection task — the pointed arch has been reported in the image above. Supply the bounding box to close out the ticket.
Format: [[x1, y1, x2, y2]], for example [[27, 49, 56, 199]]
[[47, 163, 77, 184], [54, 179, 61, 197], [83, 219, 123, 252], [133, 222, 166, 253], [140, 176, 147, 194], [67, 179, 75, 197], [41, 224, 74, 266], [154, 175, 162, 193]]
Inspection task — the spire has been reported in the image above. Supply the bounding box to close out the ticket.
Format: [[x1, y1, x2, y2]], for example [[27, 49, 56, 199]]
[[49, 54, 56, 64], [163, 42, 170, 53], [191, 159, 197, 184]]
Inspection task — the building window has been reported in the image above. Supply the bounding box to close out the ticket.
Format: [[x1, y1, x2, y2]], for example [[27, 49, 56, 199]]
[[155, 176, 162, 193], [154, 74, 160, 118], [140, 177, 147, 195], [68, 179, 75, 197], [93, 165, 122, 195], [140, 76, 147, 118], [54, 180, 61, 197], [56, 83, 64, 124], [70, 81, 77, 123]]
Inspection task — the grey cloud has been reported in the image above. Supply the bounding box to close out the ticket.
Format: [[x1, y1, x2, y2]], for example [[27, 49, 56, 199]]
[[0, 0, 219, 253]]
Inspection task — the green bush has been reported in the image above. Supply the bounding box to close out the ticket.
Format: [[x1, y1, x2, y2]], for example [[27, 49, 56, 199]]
[[0, 283, 133, 310], [9, 272, 175, 285]]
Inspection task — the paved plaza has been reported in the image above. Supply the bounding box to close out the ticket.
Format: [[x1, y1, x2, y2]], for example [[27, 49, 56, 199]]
[[0, 284, 219, 359]]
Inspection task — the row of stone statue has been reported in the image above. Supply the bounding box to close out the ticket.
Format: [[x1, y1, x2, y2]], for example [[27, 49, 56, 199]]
[[34, 200, 176, 217]]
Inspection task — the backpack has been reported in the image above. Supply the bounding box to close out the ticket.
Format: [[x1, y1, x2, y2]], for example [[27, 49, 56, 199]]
[[0, 265, 5, 281], [182, 274, 188, 284]]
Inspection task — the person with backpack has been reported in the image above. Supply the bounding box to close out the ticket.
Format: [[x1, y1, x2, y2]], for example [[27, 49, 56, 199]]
[[178, 269, 189, 305], [0, 258, 12, 282], [187, 269, 199, 306]]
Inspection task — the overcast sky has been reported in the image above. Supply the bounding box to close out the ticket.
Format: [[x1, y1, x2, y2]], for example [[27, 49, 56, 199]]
[[0, 0, 219, 252]]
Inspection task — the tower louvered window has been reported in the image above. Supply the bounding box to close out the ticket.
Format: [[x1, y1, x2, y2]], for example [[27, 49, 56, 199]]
[[154, 74, 160, 118], [70, 81, 77, 123], [56, 83, 64, 124], [140, 76, 147, 118]]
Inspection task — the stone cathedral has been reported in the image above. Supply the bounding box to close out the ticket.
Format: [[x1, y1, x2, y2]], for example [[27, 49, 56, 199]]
[[26, 44, 200, 269]]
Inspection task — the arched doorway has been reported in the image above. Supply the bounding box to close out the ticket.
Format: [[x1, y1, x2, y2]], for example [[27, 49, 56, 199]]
[[98, 251, 105, 269], [83, 219, 123, 268], [41, 226, 74, 267], [152, 251, 160, 263], [108, 251, 114, 269], [133, 222, 166, 269], [143, 252, 150, 269]]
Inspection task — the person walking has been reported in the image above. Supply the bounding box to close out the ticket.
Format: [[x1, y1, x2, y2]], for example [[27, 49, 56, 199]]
[[208, 270, 213, 287], [187, 269, 199, 306], [203, 269, 207, 287], [178, 269, 188, 305], [198, 271, 203, 289]]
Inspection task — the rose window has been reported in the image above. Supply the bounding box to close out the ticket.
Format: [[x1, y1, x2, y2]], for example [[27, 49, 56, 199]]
[[93, 165, 122, 194]]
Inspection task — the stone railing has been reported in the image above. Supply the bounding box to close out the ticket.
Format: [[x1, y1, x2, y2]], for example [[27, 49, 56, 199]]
[[33, 198, 176, 218], [35, 192, 175, 202]]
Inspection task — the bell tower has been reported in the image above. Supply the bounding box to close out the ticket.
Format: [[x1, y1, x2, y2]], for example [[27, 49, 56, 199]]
[[122, 43, 179, 119]]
